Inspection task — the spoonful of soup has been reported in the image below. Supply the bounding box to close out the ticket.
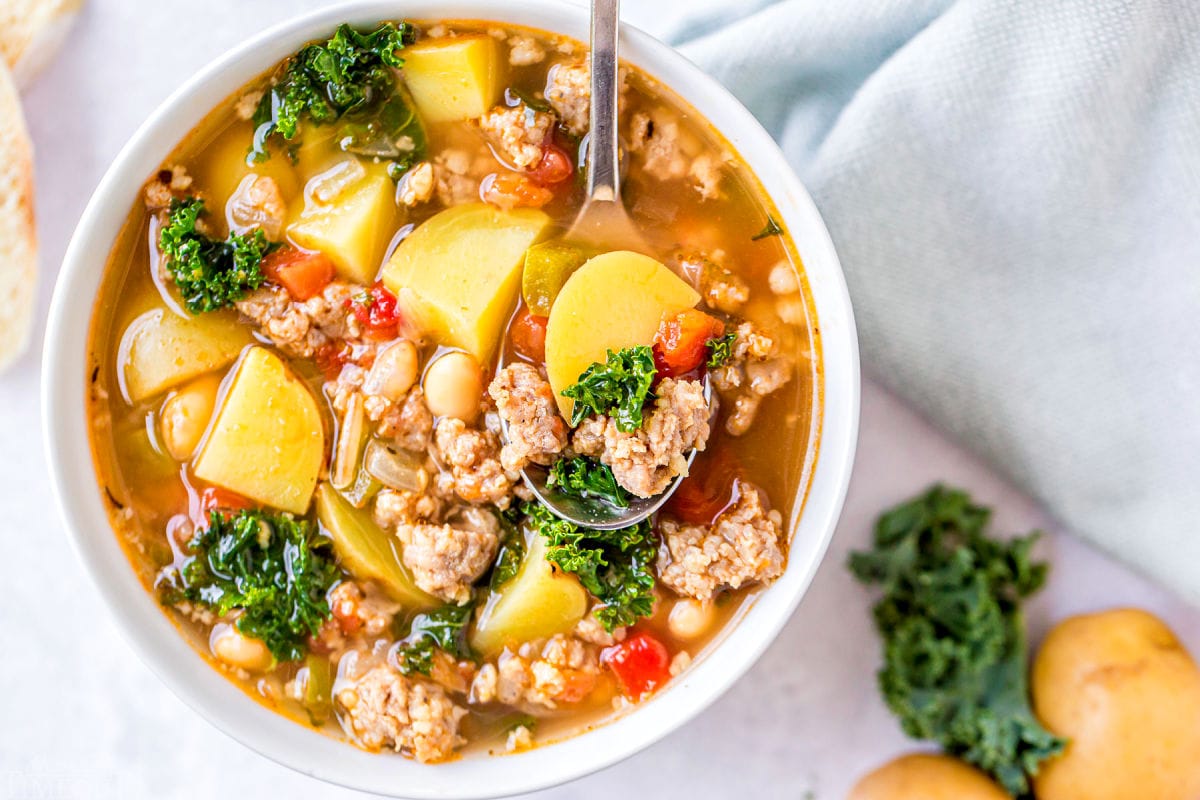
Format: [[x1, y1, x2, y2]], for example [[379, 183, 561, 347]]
[[494, 250, 726, 530]]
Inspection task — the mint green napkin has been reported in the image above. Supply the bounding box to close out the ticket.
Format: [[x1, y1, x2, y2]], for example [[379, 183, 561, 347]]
[[675, 0, 1200, 604]]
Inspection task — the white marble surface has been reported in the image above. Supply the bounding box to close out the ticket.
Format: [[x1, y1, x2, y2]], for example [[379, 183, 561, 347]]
[[2, 1, 1197, 798]]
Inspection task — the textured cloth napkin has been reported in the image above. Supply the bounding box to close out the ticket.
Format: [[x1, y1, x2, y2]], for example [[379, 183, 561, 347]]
[[670, 0, 1200, 604]]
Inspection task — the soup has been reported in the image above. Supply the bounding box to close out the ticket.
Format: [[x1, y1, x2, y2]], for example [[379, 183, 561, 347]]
[[85, 19, 821, 762]]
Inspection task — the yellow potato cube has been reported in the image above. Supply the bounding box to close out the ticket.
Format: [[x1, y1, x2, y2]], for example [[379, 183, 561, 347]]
[[382, 203, 550, 361], [545, 251, 701, 419], [287, 169, 396, 285], [401, 35, 503, 122], [191, 122, 300, 218], [193, 347, 325, 514], [469, 531, 588, 657], [120, 307, 251, 403]]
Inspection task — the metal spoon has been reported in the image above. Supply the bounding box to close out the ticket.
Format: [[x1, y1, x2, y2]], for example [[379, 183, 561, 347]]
[[564, 0, 647, 253], [502, 0, 707, 529]]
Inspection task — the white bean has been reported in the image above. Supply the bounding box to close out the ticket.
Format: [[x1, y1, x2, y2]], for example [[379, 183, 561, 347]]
[[668, 598, 715, 640], [363, 340, 419, 400], [160, 373, 221, 461], [211, 624, 273, 672], [423, 351, 483, 420], [767, 261, 799, 295]]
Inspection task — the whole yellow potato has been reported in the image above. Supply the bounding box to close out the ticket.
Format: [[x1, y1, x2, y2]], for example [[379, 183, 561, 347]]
[[849, 753, 1009, 800], [1032, 608, 1200, 800]]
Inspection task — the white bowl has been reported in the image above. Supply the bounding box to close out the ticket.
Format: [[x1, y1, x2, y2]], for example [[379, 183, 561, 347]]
[[42, 1, 860, 796]]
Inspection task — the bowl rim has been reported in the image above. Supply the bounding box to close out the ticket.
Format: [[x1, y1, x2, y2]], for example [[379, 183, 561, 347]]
[[41, 1, 860, 796]]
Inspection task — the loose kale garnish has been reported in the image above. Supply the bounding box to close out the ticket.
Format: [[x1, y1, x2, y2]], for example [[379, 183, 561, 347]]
[[489, 506, 526, 590], [751, 215, 784, 241], [524, 501, 655, 631], [848, 486, 1067, 797], [561, 346, 657, 432], [705, 332, 737, 369], [159, 197, 271, 313], [394, 604, 475, 676], [251, 22, 424, 170], [170, 510, 340, 662], [547, 456, 630, 508]]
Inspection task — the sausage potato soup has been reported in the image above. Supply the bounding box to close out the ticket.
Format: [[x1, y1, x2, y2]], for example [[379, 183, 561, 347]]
[[86, 20, 821, 762]]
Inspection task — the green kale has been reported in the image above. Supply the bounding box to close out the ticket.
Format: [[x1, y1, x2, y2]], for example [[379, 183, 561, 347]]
[[547, 456, 630, 508], [251, 22, 423, 169], [751, 215, 784, 241], [524, 501, 655, 631], [489, 506, 526, 590], [561, 346, 657, 432], [848, 486, 1067, 797], [158, 197, 271, 313], [705, 332, 737, 369], [172, 510, 340, 662], [394, 603, 475, 676]]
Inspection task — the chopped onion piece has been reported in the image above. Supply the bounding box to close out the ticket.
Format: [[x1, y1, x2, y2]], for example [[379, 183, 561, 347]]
[[364, 439, 428, 493], [331, 393, 366, 490]]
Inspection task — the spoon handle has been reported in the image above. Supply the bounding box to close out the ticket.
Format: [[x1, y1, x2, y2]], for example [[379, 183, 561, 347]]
[[586, 0, 621, 203]]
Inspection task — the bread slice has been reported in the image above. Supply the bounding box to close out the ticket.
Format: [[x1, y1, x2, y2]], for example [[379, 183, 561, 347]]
[[0, 62, 37, 371], [0, 0, 83, 87]]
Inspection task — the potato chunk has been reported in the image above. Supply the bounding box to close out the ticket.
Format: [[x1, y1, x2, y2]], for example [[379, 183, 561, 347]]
[[120, 307, 251, 403], [850, 754, 1009, 800], [545, 251, 700, 419], [287, 168, 396, 284], [382, 203, 550, 361], [469, 531, 588, 657], [314, 483, 439, 609], [193, 347, 324, 514], [401, 35, 502, 122]]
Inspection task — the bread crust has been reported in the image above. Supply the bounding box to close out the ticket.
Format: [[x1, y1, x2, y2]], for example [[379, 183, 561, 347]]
[[0, 0, 83, 86], [0, 62, 36, 371]]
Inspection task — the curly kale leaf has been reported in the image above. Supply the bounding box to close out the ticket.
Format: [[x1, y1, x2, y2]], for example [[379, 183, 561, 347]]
[[751, 215, 784, 241], [705, 332, 737, 369], [171, 510, 340, 662], [159, 197, 271, 313], [560, 346, 657, 432], [489, 506, 527, 591], [251, 22, 423, 167], [848, 485, 1066, 797], [394, 604, 475, 676], [524, 502, 655, 631], [547, 456, 630, 508]]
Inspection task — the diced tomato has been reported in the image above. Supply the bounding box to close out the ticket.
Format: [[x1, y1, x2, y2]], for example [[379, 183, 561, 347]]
[[262, 247, 335, 301], [314, 341, 352, 381], [482, 172, 554, 210], [528, 142, 573, 186], [653, 309, 726, 378], [603, 632, 672, 700], [510, 308, 549, 362], [666, 447, 742, 525], [188, 485, 255, 529], [346, 281, 401, 340]]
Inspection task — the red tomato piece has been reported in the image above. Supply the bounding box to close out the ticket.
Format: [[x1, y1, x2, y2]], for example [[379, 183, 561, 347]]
[[262, 247, 335, 301], [603, 632, 672, 700], [528, 142, 573, 186], [510, 308, 549, 362], [346, 281, 401, 340], [314, 341, 352, 381], [482, 172, 555, 210], [653, 309, 726, 377], [665, 447, 743, 525], [188, 485, 255, 529]]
